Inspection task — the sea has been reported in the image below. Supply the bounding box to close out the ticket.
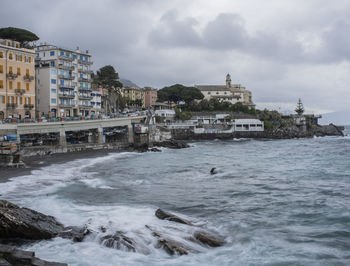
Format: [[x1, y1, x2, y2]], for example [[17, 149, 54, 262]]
[[1, 127, 350, 266]]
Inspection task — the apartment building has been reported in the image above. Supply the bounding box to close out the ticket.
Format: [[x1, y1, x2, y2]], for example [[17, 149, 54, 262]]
[[123, 86, 145, 108], [0, 39, 36, 119], [35, 44, 93, 118], [144, 87, 157, 107]]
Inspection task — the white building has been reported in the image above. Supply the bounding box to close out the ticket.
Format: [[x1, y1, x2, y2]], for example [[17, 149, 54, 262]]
[[195, 74, 255, 108], [90, 87, 102, 116], [35, 44, 93, 118], [234, 119, 264, 131]]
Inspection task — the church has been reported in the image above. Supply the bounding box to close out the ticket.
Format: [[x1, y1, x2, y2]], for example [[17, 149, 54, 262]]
[[195, 74, 255, 108]]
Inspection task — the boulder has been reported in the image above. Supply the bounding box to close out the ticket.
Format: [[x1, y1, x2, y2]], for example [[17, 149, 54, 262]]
[[134, 143, 149, 152], [0, 244, 67, 266], [100, 231, 136, 252], [149, 147, 162, 152], [154, 140, 189, 149], [155, 209, 193, 226], [193, 230, 226, 247], [0, 200, 64, 240], [58, 226, 91, 242]]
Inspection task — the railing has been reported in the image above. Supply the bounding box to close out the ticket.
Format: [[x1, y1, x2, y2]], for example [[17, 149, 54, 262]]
[[59, 103, 75, 108], [78, 87, 92, 92], [78, 59, 93, 65], [58, 65, 74, 71], [23, 75, 34, 82], [58, 55, 73, 61], [78, 77, 92, 82], [78, 95, 93, 100], [77, 68, 93, 74], [58, 74, 75, 80], [6, 73, 18, 79], [15, 88, 26, 95], [59, 93, 75, 98], [79, 104, 92, 108], [59, 85, 75, 90], [24, 104, 34, 109], [6, 103, 18, 108]]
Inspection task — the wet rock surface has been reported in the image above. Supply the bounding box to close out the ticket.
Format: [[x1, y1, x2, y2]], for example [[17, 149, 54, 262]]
[[0, 244, 67, 266], [0, 200, 64, 240], [153, 140, 190, 149], [193, 230, 226, 247], [155, 209, 193, 226], [100, 231, 136, 252], [58, 226, 91, 242]]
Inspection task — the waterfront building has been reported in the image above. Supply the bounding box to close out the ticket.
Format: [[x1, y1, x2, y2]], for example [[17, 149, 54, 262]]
[[90, 87, 102, 116], [195, 74, 255, 108], [153, 102, 176, 121], [35, 44, 93, 118], [144, 86, 157, 107], [0, 39, 36, 119], [123, 86, 145, 108]]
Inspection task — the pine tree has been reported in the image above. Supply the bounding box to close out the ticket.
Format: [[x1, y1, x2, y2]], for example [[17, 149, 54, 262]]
[[295, 98, 304, 116]]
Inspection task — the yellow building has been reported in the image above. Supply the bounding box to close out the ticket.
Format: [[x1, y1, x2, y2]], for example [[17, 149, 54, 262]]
[[0, 39, 36, 119], [123, 86, 145, 108]]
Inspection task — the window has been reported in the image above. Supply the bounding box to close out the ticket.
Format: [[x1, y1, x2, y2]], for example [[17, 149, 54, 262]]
[[60, 51, 64, 56], [29, 57, 32, 63], [26, 83, 29, 91], [50, 61, 55, 67], [0, 96, 4, 103], [0, 65, 3, 73], [26, 69, 29, 76], [9, 81, 13, 89], [17, 68, 21, 75], [79, 55, 83, 60], [51, 98, 56, 104], [0, 80, 3, 88], [51, 69, 57, 75], [66, 52, 70, 57], [51, 88, 56, 93], [84, 56, 88, 61], [9, 53, 13, 60], [50, 51, 55, 56], [19, 55, 23, 61], [17, 82, 21, 89], [51, 79, 57, 84], [60, 80, 64, 85], [72, 54, 77, 60], [17, 96, 21, 104], [9, 66, 13, 73], [207, 92, 211, 95], [0, 51, 3, 58]]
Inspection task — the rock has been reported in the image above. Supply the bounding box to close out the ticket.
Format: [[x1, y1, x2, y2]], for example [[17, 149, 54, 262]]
[[134, 143, 149, 152], [0, 244, 67, 266], [0, 200, 64, 240], [149, 147, 162, 152], [193, 230, 226, 247], [154, 140, 189, 149], [58, 226, 91, 242], [100, 231, 136, 252], [155, 209, 193, 226]]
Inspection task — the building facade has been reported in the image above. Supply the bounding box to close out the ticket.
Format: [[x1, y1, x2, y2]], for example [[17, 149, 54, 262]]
[[0, 39, 36, 119], [123, 86, 145, 108], [144, 87, 157, 107], [35, 44, 93, 118], [195, 74, 255, 108]]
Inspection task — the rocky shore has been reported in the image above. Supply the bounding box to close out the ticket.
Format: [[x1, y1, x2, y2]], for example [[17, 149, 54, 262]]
[[0, 200, 226, 264]]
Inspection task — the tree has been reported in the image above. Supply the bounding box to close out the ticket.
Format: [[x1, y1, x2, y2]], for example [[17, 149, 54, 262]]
[[0, 27, 39, 46], [295, 98, 304, 116], [157, 84, 204, 104], [93, 65, 123, 113]]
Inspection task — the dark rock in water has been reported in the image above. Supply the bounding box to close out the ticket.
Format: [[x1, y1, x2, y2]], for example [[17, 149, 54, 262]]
[[154, 140, 190, 149], [58, 226, 91, 242], [134, 143, 149, 152], [0, 244, 67, 266], [193, 230, 226, 247], [155, 209, 193, 226], [149, 147, 162, 152], [210, 167, 217, 175], [0, 200, 64, 240], [100, 231, 136, 252]]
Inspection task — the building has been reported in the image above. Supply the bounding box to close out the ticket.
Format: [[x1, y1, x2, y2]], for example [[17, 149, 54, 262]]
[[35, 44, 93, 118], [144, 87, 157, 107], [90, 87, 102, 116], [195, 74, 255, 108], [0, 39, 36, 119], [153, 102, 176, 121], [123, 86, 145, 108]]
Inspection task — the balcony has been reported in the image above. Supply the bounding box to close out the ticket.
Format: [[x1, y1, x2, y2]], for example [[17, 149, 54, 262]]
[[59, 103, 75, 108], [78, 59, 93, 65], [58, 74, 75, 80], [58, 55, 73, 62], [78, 87, 92, 92], [15, 88, 26, 95], [59, 93, 75, 98], [78, 94, 93, 100], [58, 64, 74, 71], [77, 68, 93, 74], [6, 103, 18, 109], [23, 75, 34, 82], [6, 73, 18, 80], [24, 104, 34, 109], [78, 77, 92, 82], [59, 85, 75, 90], [79, 104, 92, 109]]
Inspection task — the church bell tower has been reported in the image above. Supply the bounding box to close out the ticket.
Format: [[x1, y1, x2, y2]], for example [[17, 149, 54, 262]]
[[226, 73, 231, 88]]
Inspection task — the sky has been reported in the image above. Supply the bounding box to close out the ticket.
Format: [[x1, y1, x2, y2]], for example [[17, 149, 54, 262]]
[[1, 0, 350, 124]]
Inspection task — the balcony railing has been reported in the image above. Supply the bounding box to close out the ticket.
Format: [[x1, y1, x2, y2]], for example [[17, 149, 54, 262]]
[[59, 93, 75, 98], [6, 103, 18, 109], [59, 85, 75, 90], [78, 59, 93, 65], [15, 88, 26, 95], [78, 95, 93, 100], [58, 74, 75, 80], [6, 73, 18, 80], [24, 104, 34, 109], [59, 103, 75, 108], [78, 77, 92, 82], [77, 68, 93, 74], [79, 104, 92, 108], [58, 64, 74, 71], [58, 55, 73, 61], [78, 87, 92, 92], [23, 75, 34, 82]]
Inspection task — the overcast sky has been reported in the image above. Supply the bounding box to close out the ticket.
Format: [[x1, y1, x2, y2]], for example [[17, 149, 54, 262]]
[[1, 0, 350, 123]]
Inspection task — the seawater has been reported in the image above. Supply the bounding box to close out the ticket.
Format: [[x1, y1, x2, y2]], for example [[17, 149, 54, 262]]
[[1, 128, 350, 266]]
